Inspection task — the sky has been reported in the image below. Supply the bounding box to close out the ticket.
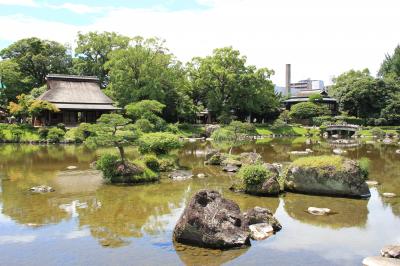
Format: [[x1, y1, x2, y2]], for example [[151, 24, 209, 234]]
[[0, 0, 399, 86]]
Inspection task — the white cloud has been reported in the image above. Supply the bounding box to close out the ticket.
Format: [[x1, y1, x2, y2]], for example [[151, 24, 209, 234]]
[[0, 235, 36, 244], [0, 0, 399, 85], [0, 0, 36, 6], [46, 3, 105, 14]]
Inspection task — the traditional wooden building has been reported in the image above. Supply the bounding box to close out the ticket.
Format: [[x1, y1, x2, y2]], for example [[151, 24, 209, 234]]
[[36, 74, 119, 126]]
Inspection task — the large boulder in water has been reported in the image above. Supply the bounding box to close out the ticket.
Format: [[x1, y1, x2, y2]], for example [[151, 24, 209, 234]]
[[173, 190, 250, 249], [243, 206, 282, 232], [284, 155, 370, 198]]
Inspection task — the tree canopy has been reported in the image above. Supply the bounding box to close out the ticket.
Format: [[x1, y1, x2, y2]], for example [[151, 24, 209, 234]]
[[73, 31, 130, 88], [187, 47, 279, 123], [379, 45, 400, 80]]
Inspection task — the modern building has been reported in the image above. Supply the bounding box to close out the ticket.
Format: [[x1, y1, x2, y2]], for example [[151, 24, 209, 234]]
[[282, 64, 338, 115], [36, 74, 119, 126]]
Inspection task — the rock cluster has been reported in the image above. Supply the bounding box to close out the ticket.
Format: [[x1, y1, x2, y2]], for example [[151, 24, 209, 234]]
[[173, 190, 281, 249], [363, 244, 400, 265], [29, 185, 54, 193]]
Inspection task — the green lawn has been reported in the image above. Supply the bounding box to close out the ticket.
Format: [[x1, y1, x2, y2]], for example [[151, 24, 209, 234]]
[[256, 125, 320, 136]]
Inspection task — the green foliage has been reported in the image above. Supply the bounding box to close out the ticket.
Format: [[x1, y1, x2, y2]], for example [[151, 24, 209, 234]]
[[138, 132, 182, 154], [379, 45, 400, 79], [0, 129, 5, 140], [0, 37, 72, 89], [211, 128, 235, 142], [312, 116, 334, 126], [309, 93, 323, 103], [289, 102, 327, 120], [30, 85, 47, 99], [106, 37, 194, 122], [238, 164, 270, 187], [165, 123, 179, 134], [187, 46, 280, 121], [74, 31, 130, 88], [291, 155, 344, 171], [47, 127, 65, 142], [96, 153, 119, 181], [126, 100, 166, 131], [134, 118, 154, 133], [370, 127, 386, 138], [10, 126, 24, 142], [56, 123, 66, 131], [271, 118, 286, 130], [358, 157, 370, 179], [84, 114, 136, 161], [142, 154, 160, 172], [38, 127, 49, 139]]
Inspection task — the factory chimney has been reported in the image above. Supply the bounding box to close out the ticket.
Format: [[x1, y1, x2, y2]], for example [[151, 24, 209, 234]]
[[285, 64, 291, 96]]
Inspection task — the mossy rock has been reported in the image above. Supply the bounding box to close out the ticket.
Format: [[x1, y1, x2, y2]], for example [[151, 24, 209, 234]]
[[285, 155, 370, 198], [235, 164, 281, 196]]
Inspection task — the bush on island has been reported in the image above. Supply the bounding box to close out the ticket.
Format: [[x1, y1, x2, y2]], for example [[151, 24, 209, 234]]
[[138, 132, 182, 154], [47, 127, 65, 142], [96, 153, 159, 184]]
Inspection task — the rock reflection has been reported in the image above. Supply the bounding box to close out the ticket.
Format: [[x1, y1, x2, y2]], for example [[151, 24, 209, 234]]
[[283, 193, 369, 228], [174, 242, 248, 266]]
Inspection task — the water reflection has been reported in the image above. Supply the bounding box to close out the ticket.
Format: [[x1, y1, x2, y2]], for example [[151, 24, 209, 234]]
[[283, 193, 368, 228], [0, 140, 399, 265]]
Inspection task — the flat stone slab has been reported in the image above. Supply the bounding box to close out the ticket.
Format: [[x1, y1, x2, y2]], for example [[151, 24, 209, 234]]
[[366, 181, 379, 186], [223, 164, 239, 172], [381, 245, 400, 258], [29, 185, 54, 193], [249, 223, 274, 240], [169, 170, 194, 181], [363, 256, 400, 266], [307, 207, 331, 216], [383, 193, 397, 198]]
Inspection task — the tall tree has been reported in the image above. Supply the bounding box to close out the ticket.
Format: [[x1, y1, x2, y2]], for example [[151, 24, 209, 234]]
[[330, 69, 392, 118], [379, 45, 400, 79], [187, 47, 279, 122], [106, 37, 194, 122], [0, 37, 72, 89], [73, 31, 130, 88]]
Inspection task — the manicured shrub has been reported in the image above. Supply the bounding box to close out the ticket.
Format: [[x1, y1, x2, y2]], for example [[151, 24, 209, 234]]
[[10, 126, 24, 142], [334, 116, 364, 125], [370, 127, 386, 138], [76, 123, 93, 141], [292, 155, 344, 171], [47, 127, 65, 142], [312, 116, 334, 126], [96, 153, 119, 181], [0, 130, 5, 140], [166, 123, 179, 134], [238, 164, 271, 187], [289, 102, 327, 120], [142, 154, 160, 172], [38, 127, 49, 139], [56, 123, 67, 131], [134, 118, 154, 133], [138, 132, 182, 154], [211, 128, 235, 142]]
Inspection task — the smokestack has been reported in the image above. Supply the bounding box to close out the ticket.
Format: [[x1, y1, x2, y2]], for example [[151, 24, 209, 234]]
[[285, 64, 291, 96]]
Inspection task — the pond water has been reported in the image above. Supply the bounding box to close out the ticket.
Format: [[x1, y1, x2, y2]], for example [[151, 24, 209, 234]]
[[0, 139, 399, 266]]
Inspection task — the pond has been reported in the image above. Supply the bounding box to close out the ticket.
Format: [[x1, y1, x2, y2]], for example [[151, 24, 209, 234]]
[[0, 139, 399, 265]]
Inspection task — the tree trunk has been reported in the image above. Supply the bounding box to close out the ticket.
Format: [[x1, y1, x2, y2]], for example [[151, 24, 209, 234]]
[[118, 146, 125, 163]]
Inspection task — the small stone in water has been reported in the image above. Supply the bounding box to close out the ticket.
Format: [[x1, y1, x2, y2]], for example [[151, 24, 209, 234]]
[[197, 173, 206, 178], [249, 223, 274, 240], [307, 207, 331, 216], [383, 193, 396, 198], [381, 245, 400, 259], [366, 181, 379, 186], [66, 166, 77, 170], [29, 185, 54, 193]]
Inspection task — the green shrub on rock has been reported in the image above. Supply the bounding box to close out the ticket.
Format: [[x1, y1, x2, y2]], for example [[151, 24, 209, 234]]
[[235, 164, 280, 196], [96, 153, 159, 184], [142, 154, 160, 172], [47, 127, 65, 142], [138, 132, 182, 154]]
